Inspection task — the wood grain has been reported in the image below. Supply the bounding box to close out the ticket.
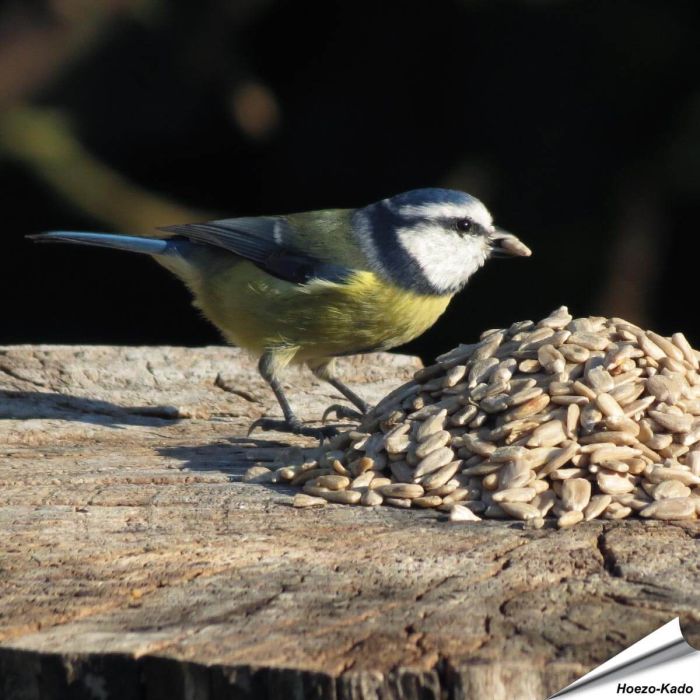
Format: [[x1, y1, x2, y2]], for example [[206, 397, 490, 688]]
[[1, 345, 699, 700]]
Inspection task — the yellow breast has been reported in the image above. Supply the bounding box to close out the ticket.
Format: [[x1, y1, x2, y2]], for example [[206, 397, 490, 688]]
[[190, 261, 453, 364]]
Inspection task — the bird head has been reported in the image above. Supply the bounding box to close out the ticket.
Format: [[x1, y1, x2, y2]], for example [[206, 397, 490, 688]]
[[352, 188, 531, 295]]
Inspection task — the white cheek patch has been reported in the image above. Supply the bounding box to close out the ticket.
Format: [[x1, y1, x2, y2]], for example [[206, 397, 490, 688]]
[[396, 225, 489, 293]]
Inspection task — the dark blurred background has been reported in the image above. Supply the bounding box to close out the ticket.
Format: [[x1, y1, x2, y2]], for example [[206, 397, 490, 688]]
[[2, 0, 699, 362]]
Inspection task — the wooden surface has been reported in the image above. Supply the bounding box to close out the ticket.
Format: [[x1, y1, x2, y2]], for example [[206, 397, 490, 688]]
[[1, 345, 700, 700]]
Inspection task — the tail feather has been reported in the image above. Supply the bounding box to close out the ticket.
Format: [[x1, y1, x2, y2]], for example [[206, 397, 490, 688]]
[[29, 231, 174, 256]]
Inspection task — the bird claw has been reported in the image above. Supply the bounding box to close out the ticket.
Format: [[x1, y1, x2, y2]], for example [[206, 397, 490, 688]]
[[322, 403, 365, 423], [248, 417, 339, 440]]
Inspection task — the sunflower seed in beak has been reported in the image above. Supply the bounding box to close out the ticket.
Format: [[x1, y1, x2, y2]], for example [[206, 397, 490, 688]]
[[490, 229, 532, 257]]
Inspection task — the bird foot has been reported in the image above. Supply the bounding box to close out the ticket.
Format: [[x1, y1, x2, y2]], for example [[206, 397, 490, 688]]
[[248, 417, 339, 440], [321, 403, 365, 423]]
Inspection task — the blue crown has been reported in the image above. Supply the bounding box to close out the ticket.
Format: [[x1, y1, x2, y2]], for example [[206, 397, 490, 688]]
[[385, 188, 479, 208]]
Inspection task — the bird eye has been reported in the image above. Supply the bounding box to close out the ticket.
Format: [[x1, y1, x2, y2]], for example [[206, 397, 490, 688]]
[[454, 219, 472, 233]]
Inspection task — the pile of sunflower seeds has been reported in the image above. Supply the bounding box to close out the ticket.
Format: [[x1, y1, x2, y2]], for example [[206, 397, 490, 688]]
[[247, 308, 700, 527]]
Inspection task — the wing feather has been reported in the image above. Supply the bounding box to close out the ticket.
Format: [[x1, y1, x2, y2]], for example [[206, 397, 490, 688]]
[[160, 217, 350, 285]]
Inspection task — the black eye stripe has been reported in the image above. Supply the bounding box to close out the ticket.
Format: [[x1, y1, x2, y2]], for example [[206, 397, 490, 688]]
[[438, 217, 485, 235]]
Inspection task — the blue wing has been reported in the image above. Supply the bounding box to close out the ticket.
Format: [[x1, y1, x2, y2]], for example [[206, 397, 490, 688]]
[[160, 217, 350, 285]]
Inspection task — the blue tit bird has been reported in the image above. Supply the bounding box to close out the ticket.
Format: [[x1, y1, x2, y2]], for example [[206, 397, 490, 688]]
[[30, 188, 531, 438]]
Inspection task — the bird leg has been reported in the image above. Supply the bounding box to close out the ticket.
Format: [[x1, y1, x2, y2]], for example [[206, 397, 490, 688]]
[[309, 358, 371, 423], [249, 352, 338, 439]]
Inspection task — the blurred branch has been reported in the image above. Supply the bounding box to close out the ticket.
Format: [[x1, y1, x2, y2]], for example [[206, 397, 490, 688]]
[[0, 105, 205, 232], [0, 2, 207, 233], [0, 0, 159, 106]]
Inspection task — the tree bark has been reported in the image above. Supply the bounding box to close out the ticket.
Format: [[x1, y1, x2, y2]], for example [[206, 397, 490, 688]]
[[1, 345, 699, 700]]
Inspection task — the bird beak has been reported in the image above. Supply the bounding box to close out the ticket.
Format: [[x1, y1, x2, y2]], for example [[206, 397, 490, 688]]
[[489, 228, 532, 258]]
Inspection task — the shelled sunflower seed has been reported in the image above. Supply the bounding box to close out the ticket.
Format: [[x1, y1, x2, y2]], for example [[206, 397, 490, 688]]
[[250, 307, 700, 527]]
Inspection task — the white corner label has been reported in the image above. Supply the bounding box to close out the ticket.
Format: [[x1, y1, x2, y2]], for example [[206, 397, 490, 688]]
[[550, 618, 698, 699]]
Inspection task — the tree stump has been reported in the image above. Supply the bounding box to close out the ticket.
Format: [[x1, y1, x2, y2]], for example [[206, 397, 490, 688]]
[[1, 345, 699, 700]]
